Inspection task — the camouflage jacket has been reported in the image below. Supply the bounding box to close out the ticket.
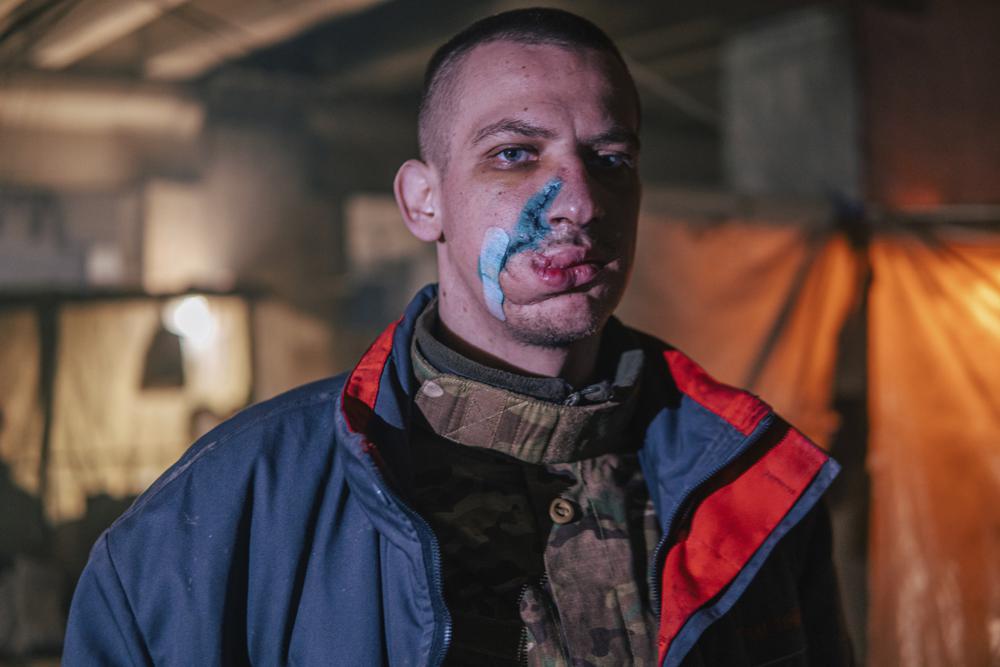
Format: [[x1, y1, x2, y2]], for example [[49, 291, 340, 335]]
[[407, 302, 660, 665], [65, 285, 852, 666]]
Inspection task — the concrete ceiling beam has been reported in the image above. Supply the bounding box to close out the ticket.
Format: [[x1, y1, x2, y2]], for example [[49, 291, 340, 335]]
[[144, 0, 387, 81], [0, 0, 28, 24], [0, 72, 203, 135], [30, 0, 191, 69]]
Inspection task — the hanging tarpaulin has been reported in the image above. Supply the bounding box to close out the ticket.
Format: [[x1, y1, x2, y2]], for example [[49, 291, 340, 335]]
[[0, 308, 44, 495], [868, 227, 1000, 666], [45, 296, 252, 523]]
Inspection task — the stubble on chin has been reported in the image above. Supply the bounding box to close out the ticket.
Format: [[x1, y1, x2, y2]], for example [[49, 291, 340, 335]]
[[502, 299, 609, 349]]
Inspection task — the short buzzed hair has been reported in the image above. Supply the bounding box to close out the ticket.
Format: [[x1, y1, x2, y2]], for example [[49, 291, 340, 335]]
[[418, 7, 638, 170]]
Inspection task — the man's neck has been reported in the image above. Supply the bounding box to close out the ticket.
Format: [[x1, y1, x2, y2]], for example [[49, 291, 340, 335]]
[[436, 304, 602, 388]]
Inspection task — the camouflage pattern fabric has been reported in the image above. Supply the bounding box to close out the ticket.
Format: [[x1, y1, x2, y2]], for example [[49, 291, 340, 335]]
[[412, 342, 639, 465], [525, 456, 660, 667], [408, 314, 660, 666]]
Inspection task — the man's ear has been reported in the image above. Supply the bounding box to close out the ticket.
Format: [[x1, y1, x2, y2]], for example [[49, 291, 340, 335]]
[[394, 159, 442, 242]]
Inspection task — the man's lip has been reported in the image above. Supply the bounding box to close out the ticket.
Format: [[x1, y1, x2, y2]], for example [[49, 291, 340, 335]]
[[527, 249, 610, 291], [534, 262, 602, 290], [531, 247, 606, 270]]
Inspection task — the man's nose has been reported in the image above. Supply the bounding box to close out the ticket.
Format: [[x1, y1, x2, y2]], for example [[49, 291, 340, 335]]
[[545, 160, 603, 229]]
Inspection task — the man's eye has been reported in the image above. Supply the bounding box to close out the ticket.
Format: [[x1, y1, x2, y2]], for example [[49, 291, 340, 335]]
[[495, 147, 533, 164], [590, 152, 633, 170]]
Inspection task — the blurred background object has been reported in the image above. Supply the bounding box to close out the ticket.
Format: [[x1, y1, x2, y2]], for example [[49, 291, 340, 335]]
[[1, 0, 999, 664]]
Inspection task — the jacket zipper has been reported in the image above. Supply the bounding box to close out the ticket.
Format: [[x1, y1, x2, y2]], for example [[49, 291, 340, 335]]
[[413, 511, 452, 666], [359, 448, 453, 666], [516, 583, 531, 666], [516, 572, 555, 667], [646, 413, 774, 619]]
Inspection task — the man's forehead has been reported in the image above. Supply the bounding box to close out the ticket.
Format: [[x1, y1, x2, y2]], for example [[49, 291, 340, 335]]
[[450, 41, 638, 140], [454, 40, 626, 94]]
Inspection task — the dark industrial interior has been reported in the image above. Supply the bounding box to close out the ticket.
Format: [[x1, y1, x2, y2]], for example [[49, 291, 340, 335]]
[[1, 0, 998, 663]]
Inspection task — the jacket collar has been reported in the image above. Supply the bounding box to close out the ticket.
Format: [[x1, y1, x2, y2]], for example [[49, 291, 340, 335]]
[[334, 285, 434, 551]]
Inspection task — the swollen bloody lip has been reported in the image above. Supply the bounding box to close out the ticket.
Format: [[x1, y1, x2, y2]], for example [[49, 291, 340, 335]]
[[530, 255, 603, 290]]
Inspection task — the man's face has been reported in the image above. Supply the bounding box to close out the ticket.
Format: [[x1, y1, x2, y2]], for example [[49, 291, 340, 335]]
[[434, 40, 640, 347]]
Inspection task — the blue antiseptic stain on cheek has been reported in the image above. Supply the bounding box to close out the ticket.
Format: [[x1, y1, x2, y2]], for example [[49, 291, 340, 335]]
[[478, 178, 563, 321], [478, 227, 510, 320]]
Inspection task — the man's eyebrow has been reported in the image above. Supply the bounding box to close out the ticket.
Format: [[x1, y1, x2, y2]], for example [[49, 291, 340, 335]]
[[471, 118, 556, 145], [585, 127, 641, 151]]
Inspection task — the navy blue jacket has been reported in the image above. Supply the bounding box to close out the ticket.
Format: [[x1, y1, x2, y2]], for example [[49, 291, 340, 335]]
[[65, 285, 849, 666]]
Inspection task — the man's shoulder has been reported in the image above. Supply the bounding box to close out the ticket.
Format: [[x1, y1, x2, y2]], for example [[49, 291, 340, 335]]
[[105, 373, 351, 542], [67, 372, 394, 661]]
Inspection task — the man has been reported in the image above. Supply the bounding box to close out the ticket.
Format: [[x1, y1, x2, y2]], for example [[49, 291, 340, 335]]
[[65, 8, 851, 666]]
